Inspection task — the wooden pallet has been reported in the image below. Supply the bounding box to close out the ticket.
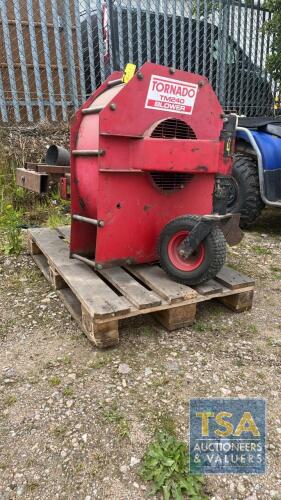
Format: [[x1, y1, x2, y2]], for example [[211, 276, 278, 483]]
[[27, 227, 255, 348]]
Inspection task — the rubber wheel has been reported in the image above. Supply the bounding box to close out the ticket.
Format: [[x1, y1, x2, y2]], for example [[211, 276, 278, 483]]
[[159, 215, 227, 286], [227, 154, 264, 229]]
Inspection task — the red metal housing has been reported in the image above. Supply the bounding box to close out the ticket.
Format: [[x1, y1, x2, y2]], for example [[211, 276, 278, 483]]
[[70, 63, 233, 266]]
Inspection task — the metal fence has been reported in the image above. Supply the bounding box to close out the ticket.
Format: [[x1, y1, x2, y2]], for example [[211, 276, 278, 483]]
[[0, 0, 278, 123]]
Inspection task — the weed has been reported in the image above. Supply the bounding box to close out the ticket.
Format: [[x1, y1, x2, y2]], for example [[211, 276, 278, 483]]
[[88, 355, 112, 369], [194, 321, 206, 333], [156, 414, 177, 436], [252, 245, 272, 256], [46, 209, 70, 229], [26, 481, 39, 492], [103, 405, 130, 438], [140, 431, 207, 499], [151, 376, 170, 388], [249, 324, 258, 334], [61, 355, 72, 365], [52, 424, 67, 439], [270, 265, 281, 273], [63, 386, 74, 397], [235, 359, 244, 367], [0, 204, 23, 255], [75, 462, 84, 473], [4, 395, 17, 407], [48, 376, 61, 387]]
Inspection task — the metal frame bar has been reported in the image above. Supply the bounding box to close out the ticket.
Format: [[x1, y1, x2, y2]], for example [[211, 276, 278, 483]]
[[0, 66, 8, 122], [136, 0, 142, 68], [146, 0, 151, 62], [63, 0, 79, 109], [13, 0, 33, 121], [38, 0, 56, 120], [74, 0, 86, 102], [26, 0, 45, 120], [96, 0, 106, 82], [0, 0, 21, 121], [116, 1, 124, 69], [50, 0, 67, 120], [85, 0, 96, 91]]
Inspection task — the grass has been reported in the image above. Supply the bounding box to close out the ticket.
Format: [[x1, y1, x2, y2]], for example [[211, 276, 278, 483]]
[[0, 204, 23, 255], [194, 321, 207, 332], [48, 376, 61, 387], [61, 355, 72, 365], [4, 395, 17, 407], [63, 386, 74, 397], [139, 431, 207, 500], [103, 405, 130, 439], [46, 209, 70, 229], [88, 355, 112, 369], [249, 323, 258, 334], [252, 245, 272, 256], [51, 424, 67, 439]]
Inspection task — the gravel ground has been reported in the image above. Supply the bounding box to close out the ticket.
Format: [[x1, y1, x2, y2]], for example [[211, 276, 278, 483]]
[[0, 208, 281, 500]]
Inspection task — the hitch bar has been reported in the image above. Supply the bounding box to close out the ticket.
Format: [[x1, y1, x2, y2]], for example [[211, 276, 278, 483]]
[[179, 214, 243, 258]]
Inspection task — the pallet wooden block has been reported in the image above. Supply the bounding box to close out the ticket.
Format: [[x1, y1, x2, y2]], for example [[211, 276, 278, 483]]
[[27, 227, 255, 348]]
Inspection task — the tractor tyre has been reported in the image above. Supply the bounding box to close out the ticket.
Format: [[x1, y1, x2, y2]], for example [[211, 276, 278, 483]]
[[159, 215, 227, 286], [227, 154, 264, 229]]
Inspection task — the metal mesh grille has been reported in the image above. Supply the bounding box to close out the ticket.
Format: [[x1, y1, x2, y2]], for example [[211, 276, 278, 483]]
[[0, 1, 279, 123], [150, 118, 196, 139], [150, 171, 193, 192]]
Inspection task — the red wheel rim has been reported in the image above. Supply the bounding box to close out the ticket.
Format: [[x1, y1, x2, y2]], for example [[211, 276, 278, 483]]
[[167, 230, 205, 271]]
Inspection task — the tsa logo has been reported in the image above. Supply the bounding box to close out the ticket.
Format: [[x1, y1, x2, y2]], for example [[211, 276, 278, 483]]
[[189, 398, 266, 474]]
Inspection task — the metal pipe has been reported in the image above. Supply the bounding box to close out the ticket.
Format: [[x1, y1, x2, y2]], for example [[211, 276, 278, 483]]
[[71, 254, 96, 268], [46, 145, 70, 166], [72, 215, 104, 227]]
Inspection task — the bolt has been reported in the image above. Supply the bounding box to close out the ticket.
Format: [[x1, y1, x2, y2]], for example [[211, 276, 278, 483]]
[[110, 103, 116, 110], [223, 117, 229, 123], [198, 80, 205, 87], [169, 67, 176, 74], [137, 71, 144, 80], [96, 264, 103, 270], [126, 259, 132, 265], [179, 250, 185, 257]]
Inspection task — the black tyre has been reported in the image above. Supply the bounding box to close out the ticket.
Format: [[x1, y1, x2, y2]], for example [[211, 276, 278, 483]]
[[159, 215, 227, 286], [227, 154, 264, 229]]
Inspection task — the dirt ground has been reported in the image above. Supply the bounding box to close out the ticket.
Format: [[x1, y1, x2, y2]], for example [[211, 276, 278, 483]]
[[0, 208, 281, 500]]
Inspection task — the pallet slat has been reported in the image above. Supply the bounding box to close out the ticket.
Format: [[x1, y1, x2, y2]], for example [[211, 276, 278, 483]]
[[56, 226, 71, 242], [195, 279, 223, 296], [216, 267, 255, 290], [29, 229, 131, 319], [100, 267, 162, 309], [126, 264, 198, 304]]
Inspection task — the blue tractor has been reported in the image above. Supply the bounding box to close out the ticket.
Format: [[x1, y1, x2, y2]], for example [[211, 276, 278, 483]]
[[227, 116, 281, 228]]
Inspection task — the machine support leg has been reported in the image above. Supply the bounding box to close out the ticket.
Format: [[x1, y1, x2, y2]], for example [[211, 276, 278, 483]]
[[219, 290, 254, 312], [81, 306, 119, 347], [154, 303, 196, 331]]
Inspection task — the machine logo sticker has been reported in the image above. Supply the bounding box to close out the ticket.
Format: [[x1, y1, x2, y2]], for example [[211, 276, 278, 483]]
[[145, 74, 198, 115]]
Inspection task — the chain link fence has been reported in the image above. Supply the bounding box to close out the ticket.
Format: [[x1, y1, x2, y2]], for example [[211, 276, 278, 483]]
[[0, 0, 278, 123]]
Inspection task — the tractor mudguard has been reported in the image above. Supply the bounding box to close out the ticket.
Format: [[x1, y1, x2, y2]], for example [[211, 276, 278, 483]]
[[236, 127, 281, 206]]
